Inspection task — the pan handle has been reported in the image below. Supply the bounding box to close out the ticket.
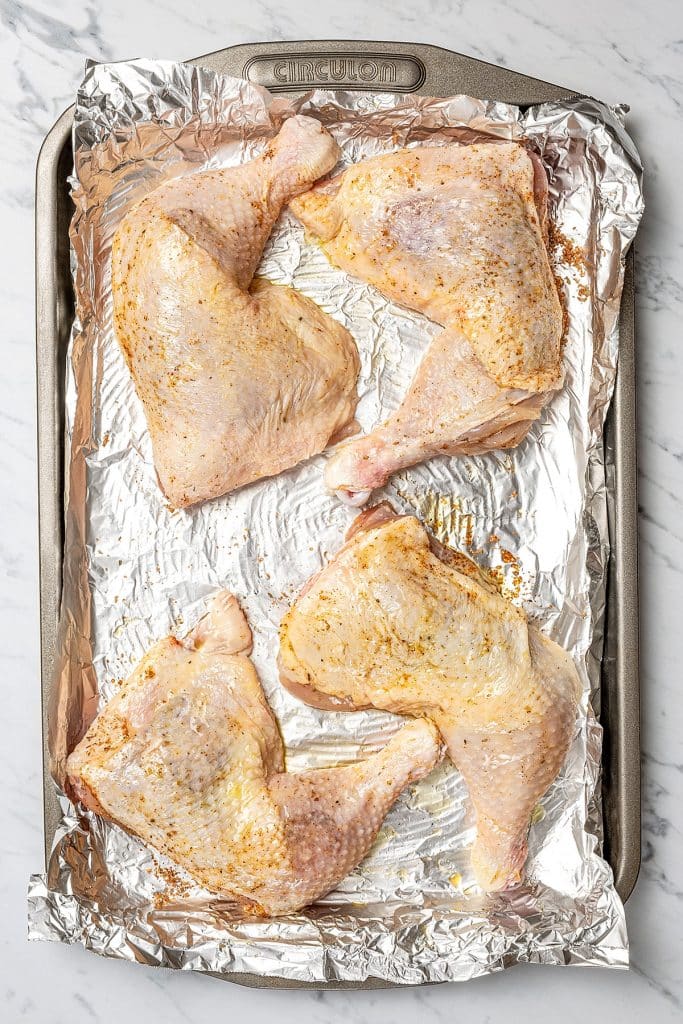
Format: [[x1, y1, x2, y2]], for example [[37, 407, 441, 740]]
[[191, 40, 573, 104]]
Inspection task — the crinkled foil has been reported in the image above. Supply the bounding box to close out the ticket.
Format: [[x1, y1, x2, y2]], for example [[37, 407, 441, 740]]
[[28, 59, 644, 984]]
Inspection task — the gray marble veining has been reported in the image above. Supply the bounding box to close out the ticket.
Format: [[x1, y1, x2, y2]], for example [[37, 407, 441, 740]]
[[2, 0, 682, 1019]]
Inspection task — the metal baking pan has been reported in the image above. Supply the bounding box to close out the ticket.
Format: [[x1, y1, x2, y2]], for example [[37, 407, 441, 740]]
[[36, 41, 640, 910]]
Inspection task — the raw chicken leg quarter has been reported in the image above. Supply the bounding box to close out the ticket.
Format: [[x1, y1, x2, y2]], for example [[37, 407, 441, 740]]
[[66, 591, 442, 916], [279, 505, 582, 892], [112, 115, 359, 509], [290, 141, 564, 501]]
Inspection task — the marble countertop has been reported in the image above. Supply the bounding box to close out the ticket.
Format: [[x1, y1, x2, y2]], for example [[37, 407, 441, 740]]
[[2, 0, 681, 1019]]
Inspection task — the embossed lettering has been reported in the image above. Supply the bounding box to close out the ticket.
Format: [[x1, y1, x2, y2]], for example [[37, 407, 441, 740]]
[[329, 59, 346, 81], [379, 62, 397, 83], [243, 53, 424, 93], [358, 61, 378, 81], [297, 60, 314, 82]]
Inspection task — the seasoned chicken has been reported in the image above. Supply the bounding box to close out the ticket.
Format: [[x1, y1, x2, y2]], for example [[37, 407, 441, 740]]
[[291, 142, 563, 502], [279, 506, 581, 891], [112, 115, 359, 509], [66, 591, 441, 916]]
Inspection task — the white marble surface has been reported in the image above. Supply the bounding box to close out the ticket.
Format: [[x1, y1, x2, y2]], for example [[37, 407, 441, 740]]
[[1, 0, 681, 1019]]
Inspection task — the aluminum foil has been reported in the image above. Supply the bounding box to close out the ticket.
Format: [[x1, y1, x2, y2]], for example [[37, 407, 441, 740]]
[[28, 58, 644, 984]]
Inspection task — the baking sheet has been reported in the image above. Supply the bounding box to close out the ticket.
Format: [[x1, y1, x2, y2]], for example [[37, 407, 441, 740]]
[[28, 58, 643, 984]]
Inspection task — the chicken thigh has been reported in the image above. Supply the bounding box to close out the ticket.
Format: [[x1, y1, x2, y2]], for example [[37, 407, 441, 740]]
[[112, 115, 359, 509], [66, 591, 441, 916], [279, 506, 581, 891], [291, 142, 563, 501]]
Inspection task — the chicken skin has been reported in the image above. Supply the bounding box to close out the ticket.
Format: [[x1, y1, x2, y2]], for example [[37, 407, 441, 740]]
[[112, 115, 359, 509], [290, 142, 563, 502], [279, 506, 581, 892], [66, 591, 441, 916]]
